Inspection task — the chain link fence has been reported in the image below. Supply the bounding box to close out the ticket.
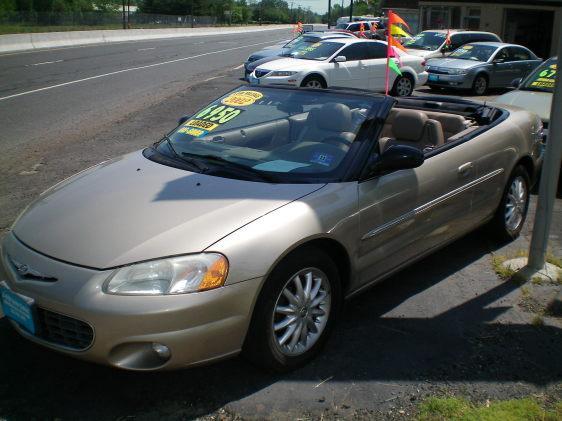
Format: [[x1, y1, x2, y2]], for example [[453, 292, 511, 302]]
[[0, 11, 219, 28]]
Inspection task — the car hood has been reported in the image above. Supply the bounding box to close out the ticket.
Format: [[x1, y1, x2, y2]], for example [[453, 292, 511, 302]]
[[426, 57, 484, 69], [248, 55, 285, 72], [405, 48, 436, 58], [13, 151, 324, 269], [249, 48, 286, 61], [494, 90, 553, 123], [256, 57, 319, 72]]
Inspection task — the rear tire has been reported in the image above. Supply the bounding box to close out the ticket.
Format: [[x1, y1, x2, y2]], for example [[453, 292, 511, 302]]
[[301, 75, 327, 89], [242, 247, 342, 372], [489, 165, 530, 242], [391, 74, 414, 97]]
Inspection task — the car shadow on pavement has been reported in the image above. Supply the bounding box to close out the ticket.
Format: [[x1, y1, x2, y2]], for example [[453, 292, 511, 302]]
[[0, 228, 560, 420]]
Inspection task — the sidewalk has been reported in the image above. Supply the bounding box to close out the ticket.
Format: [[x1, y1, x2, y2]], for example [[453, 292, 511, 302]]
[[0, 24, 292, 53]]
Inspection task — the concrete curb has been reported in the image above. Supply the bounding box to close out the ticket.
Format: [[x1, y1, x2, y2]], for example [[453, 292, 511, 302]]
[[0, 25, 292, 53]]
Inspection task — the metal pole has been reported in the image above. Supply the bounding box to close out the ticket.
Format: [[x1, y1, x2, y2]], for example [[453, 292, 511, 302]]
[[328, 0, 331, 28], [527, 30, 562, 270], [349, 0, 353, 22], [122, 0, 126, 29]]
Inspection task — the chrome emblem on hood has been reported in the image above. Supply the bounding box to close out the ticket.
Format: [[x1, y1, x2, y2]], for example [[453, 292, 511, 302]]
[[8, 255, 57, 282]]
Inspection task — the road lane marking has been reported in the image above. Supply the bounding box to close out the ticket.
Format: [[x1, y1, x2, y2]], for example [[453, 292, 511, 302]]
[[137, 47, 156, 51], [203, 75, 225, 82], [232, 64, 244, 70], [27, 59, 63, 66], [0, 40, 275, 102]]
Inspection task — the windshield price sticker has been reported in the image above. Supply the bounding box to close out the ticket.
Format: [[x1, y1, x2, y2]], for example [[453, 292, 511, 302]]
[[178, 119, 219, 138], [530, 65, 557, 89], [195, 104, 244, 124], [221, 90, 263, 107]]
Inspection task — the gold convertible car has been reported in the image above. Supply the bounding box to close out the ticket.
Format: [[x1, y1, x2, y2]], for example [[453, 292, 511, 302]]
[[0, 86, 543, 371]]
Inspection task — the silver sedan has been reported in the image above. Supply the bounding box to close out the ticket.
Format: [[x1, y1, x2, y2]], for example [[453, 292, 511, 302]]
[[0, 85, 543, 371], [426, 42, 541, 95]]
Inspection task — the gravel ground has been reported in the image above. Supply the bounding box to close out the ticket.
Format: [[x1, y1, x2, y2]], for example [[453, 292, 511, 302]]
[[0, 68, 560, 420]]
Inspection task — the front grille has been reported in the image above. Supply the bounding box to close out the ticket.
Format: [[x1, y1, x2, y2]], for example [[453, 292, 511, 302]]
[[36, 308, 94, 350], [255, 69, 271, 78], [427, 67, 450, 75]]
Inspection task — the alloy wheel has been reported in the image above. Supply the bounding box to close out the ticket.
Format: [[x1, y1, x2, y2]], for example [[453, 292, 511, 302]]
[[272, 268, 331, 356], [474, 76, 487, 95], [396, 77, 413, 96], [305, 79, 323, 89], [505, 175, 527, 232]]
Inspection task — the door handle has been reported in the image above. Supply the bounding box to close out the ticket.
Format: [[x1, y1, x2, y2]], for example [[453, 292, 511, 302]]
[[458, 162, 474, 176]]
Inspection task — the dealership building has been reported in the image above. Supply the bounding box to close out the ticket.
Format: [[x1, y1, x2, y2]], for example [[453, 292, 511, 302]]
[[381, 0, 562, 58]]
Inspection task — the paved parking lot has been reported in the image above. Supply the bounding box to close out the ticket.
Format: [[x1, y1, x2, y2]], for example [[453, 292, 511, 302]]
[[0, 35, 561, 419]]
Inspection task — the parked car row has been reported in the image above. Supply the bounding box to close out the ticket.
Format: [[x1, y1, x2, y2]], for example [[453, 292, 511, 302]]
[[245, 28, 545, 98]]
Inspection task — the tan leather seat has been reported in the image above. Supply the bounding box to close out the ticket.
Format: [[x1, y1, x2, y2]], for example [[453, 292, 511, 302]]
[[379, 109, 444, 153], [297, 103, 355, 148], [426, 112, 470, 140]]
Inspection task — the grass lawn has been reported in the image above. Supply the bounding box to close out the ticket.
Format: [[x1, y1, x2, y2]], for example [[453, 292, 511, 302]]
[[418, 397, 562, 420]]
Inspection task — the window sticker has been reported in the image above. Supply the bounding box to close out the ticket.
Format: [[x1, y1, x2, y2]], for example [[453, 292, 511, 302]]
[[310, 152, 334, 166], [195, 104, 244, 124], [530, 64, 557, 89], [181, 119, 219, 133], [221, 90, 263, 107], [253, 160, 310, 172], [177, 127, 209, 137]]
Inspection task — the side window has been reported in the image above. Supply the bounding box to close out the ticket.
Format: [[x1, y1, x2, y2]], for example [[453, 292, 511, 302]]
[[366, 43, 387, 59], [348, 23, 361, 32], [509, 47, 532, 61], [450, 34, 464, 50], [495, 48, 510, 62], [340, 43, 370, 61]]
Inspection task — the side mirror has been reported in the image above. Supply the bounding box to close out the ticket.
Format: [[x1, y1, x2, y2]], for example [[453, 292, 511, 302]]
[[178, 115, 190, 125], [367, 144, 424, 176], [511, 78, 522, 88], [441, 44, 451, 54], [334, 55, 347, 63]]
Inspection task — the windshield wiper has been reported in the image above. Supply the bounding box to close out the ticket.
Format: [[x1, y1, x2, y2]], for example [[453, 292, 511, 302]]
[[181, 153, 275, 182], [160, 137, 209, 172]]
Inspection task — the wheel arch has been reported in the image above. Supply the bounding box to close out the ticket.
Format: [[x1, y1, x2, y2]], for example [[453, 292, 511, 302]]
[[301, 72, 328, 88], [515, 154, 535, 183]]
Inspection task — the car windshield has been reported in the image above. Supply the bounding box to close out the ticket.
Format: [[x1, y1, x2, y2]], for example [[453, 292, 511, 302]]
[[150, 86, 381, 183], [449, 44, 496, 62], [291, 41, 343, 61], [404, 31, 446, 50], [282, 36, 322, 57], [520, 58, 557, 93], [283, 35, 307, 49]]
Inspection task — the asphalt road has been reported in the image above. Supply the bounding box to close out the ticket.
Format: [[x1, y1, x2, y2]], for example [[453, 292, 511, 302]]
[[0, 34, 561, 420]]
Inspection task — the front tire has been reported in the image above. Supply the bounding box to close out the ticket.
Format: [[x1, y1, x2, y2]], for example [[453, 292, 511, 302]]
[[472, 74, 488, 95], [391, 74, 414, 97], [301, 75, 327, 89], [243, 247, 342, 372], [490, 165, 530, 241]]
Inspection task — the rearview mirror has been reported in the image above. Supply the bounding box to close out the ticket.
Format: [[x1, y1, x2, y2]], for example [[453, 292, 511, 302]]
[[334, 55, 347, 63], [367, 144, 424, 177], [511, 78, 522, 88], [178, 115, 190, 125]]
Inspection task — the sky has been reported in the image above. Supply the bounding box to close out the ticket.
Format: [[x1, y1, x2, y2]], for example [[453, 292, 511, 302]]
[[291, 0, 350, 15]]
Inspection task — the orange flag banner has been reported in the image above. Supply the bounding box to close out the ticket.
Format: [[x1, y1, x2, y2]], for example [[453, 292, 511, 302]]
[[388, 10, 410, 31], [389, 34, 407, 52]]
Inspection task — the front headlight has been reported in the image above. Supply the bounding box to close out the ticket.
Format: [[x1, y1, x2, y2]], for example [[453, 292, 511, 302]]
[[270, 71, 298, 77], [104, 253, 228, 295], [448, 68, 468, 75]]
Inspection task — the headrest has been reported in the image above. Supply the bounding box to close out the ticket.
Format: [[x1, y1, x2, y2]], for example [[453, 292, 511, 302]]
[[316, 103, 352, 132], [437, 114, 468, 133], [393, 109, 428, 141]]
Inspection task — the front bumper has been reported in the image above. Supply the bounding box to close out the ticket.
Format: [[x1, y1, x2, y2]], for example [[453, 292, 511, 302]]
[[249, 72, 302, 87], [0, 233, 261, 371], [426, 72, 473, 89]]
